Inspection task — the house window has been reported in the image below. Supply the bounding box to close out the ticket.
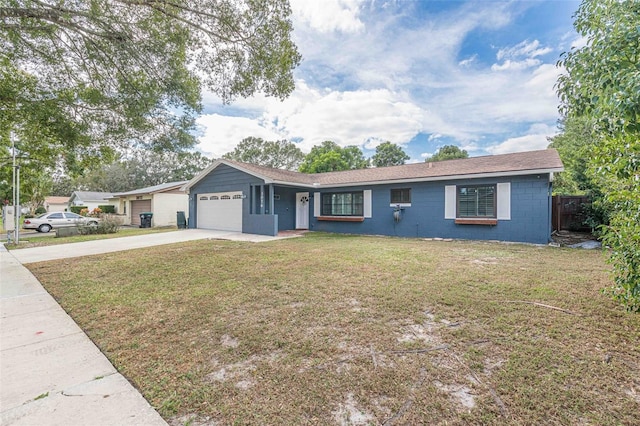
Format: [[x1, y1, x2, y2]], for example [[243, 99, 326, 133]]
[[321, 192, 364, 216], [391, 188, 411, 204], [210, 196, 218, 200], [457, 185, 496, 218]]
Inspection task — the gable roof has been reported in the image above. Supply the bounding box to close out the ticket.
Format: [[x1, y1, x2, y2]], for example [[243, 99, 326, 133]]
[[183, 149, 564, 190], [112, 181, 188, 197], [70, 191, 114, 202]]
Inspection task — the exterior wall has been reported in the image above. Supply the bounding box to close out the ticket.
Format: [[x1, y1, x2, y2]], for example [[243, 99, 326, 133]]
[[188, 164, 553, 243], [188, 164, 278, 235], [273, 186, 298, 231], [117, 195, 152, 225], [152, 193, 189, 227], [45, 202, 67, 213], [309, 174, 553, 244]]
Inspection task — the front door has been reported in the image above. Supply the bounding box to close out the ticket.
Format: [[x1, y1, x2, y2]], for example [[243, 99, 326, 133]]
[[295, 192, 310, 229]]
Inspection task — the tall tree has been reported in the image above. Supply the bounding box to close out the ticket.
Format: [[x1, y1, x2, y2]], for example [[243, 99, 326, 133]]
[[299, 141, 368, 173], [425, 145, 469, 162], [557, 0, 640, 311], [1, 1, 301, 173], [71, 150, 212, 192], [223, 137, 304, 170], [547, 117, 600, 195], [371, 141, 410, 167]]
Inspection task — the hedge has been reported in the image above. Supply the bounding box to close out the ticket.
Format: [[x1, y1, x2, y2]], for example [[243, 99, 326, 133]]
[[69, 205, 87, 214], [98, 204, 116, 214]]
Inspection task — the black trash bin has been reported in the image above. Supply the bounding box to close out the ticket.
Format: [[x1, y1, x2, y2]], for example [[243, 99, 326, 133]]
[[177, 211, 187, 229], [139, 212, 153, 228]]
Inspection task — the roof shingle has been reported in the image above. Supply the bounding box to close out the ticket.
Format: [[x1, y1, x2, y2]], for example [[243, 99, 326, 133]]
[[220, 149, 563, 187]]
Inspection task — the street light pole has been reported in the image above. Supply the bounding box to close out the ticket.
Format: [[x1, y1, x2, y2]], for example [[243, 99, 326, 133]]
[[11, 132, 20, 244]]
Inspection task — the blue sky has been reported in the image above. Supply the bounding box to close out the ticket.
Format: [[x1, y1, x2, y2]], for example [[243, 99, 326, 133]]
[[196, 0, 583, 162]]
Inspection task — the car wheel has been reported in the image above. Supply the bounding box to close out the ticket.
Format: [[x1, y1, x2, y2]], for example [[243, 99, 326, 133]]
[[88, 221, 98, 226], [39, 224, 52, 233]]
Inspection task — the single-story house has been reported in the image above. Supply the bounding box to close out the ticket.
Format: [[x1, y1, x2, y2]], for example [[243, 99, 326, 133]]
[[111, 181, 189, 227], [182, 149, 564, 244], [68, 191, 115, 211], [43, 196, 69, 212]]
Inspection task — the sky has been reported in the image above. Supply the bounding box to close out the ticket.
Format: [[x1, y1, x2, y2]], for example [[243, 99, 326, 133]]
[[195, 0, 583, 163]]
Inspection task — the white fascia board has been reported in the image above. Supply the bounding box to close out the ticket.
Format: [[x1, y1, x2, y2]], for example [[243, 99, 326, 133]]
[[298, 168, 565, 189]]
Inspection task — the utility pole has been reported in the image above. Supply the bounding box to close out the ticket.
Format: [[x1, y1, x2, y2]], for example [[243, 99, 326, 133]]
[[11, 132, 20, 244]]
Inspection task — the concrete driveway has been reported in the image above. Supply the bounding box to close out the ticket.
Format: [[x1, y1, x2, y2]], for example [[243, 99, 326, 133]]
[[10, 229, 293, 264]]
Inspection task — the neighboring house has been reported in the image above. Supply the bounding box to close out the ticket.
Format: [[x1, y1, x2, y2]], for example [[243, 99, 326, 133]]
[[43, 196, 69, 213], [182, 149, 564, 244], [111, 181, 189, 227], [68, 191, 115, 211]]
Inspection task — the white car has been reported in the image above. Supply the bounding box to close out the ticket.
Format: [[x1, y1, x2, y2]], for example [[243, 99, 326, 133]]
[[23, 212, 99, 233]]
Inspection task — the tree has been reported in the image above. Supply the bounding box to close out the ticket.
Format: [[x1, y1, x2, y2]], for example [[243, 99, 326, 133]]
[[556, 0, 640, 311], [223, 137, 304, 170], [425, 145, 469, 162], [556, 0, 639, 135], [371, 141, 410, 167], [70, 150, 212, 192], [547, 117, 599, 195], [1, 1, 301, 173], [299, 141, 368, 173]]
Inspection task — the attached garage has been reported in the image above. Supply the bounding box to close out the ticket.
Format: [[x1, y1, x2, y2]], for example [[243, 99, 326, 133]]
[[197, 191, 242, 232], [130, 199, 152, 226]]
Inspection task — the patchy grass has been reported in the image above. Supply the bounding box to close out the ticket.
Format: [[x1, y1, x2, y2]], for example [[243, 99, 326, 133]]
[[29, 233, 640, 425], [4, 227, 178, 250]]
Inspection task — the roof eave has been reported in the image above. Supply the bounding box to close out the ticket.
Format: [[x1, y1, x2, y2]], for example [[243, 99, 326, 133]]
[[295, 167, 565, 189]]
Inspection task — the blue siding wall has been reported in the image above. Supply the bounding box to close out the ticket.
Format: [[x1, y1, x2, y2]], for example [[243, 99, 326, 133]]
[[190, 164, 553, 243], [273, 186, 298, 231], [188, 164, 279, 235], [310, 174, 552, 244]]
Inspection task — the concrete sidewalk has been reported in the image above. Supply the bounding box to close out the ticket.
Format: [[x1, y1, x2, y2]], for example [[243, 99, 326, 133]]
[[1, 229, 296, 425]]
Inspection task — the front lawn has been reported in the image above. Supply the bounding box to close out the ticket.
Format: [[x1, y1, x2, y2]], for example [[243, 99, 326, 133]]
[[29, 233, 640, 425]]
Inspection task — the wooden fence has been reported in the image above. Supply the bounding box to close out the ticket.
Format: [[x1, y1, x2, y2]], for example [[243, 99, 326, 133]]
[[552, 195, 591, 232]]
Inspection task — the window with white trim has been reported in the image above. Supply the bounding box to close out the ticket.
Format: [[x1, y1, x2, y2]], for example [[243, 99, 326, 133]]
[[321, 192, 364, 216], [391, 188, 411, 204], [457, 185, 496, 218]]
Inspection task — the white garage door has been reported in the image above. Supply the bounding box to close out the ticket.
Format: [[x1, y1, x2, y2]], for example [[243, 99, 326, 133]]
[[197, 192, 243, 232]]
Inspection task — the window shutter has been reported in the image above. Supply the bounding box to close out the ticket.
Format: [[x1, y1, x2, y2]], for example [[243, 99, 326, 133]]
[[363, 190, 372, 218], [313, 192, 320, 217], [444, 185, 456, 219], [496, 182, 511, 220]]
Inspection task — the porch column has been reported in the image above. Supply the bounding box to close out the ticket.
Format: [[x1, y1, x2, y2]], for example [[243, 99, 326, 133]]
[[268, 184, 274, 215]]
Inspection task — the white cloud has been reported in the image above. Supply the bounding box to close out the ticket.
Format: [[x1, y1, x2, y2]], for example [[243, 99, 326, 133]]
[[290, 0, 365, 33], [197, 82, 424, 154], [458, 54, 478, 67], [196, 115, 282, 158], [491, 58, 541, 71], [485, 123, 558, 155], [496, 39, 553, 61]]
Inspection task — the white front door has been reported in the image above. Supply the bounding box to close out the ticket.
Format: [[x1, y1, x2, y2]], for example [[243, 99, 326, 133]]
[[295, 192, 310, 229]]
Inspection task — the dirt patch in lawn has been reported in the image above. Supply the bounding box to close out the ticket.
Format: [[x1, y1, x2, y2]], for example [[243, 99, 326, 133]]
[[29, 233, 640, 425]]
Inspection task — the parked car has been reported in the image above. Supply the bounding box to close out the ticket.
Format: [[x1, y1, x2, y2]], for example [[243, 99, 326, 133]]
[[23, 212, 99, 233]]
